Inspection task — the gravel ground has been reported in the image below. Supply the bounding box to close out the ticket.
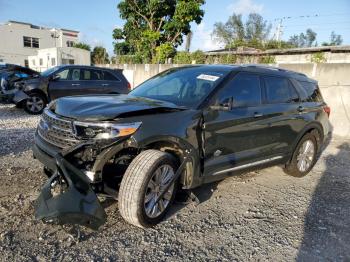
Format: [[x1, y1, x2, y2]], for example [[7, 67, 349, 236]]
[[0, 103, 350, 261]]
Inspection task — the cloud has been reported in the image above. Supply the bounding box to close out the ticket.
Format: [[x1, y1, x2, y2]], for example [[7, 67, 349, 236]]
[[189, 22, 224, 51], [228, 0, 263, 14]]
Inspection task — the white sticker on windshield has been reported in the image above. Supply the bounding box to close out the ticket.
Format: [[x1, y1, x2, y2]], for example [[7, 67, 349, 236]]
[[197, 74, 220, 81]]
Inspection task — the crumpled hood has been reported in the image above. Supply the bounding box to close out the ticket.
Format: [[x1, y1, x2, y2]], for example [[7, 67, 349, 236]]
[[52, 94, 183, 121]]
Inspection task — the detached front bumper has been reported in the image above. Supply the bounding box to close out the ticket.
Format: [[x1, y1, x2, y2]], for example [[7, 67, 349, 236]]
[[35, 154, 107, 230]]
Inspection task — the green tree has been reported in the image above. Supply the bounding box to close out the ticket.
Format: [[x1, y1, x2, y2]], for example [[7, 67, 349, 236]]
[[73, 42, 91, 51], [322, 31, 343, 46], [288, 29, 317, 48], [212, 13, 271, 49], [113, 0, 205, 63], [91, 46, 109, 64]]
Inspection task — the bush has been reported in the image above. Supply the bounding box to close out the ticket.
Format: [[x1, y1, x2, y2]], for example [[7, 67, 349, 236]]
[[311, 52, 326, 63], [191, 50, 206, 64], [259, 55, 276, 64], [174, 51, 192, 64]]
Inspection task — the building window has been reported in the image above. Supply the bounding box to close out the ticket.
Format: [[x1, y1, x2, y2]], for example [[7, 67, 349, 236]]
[[66, 41, 74, 47], [23, 36, 40, 48], [24, 59, 29, 67], [39, 58, 43, 66], [51, 58, 56, 66], [62, 59, 75, 65], [32, 59, 36, 66]]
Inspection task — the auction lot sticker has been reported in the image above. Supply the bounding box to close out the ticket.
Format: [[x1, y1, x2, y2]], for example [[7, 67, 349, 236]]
[[197, 74, 220, 81]]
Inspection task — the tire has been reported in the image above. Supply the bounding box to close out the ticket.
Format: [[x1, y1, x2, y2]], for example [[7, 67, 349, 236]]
[[118, 149, 178, 228], [24, 92, 47, 114], [284, 133, 318, 177]]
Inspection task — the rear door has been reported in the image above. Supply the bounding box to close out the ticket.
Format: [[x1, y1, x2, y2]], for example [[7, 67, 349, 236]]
[[259, 75, 305, 156], [203, 72, 272, 177], [101, 70, 128, 94]]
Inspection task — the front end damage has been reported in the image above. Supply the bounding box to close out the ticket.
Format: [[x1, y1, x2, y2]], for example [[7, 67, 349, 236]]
[[35, 154, 107, 230]]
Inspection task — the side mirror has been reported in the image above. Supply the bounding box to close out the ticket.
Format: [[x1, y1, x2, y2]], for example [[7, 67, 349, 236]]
[[209, 97, 233, 111], [51, 74, 60, 81]]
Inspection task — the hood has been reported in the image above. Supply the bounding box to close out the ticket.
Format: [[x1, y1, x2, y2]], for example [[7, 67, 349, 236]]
[[23, 76, 43, 85], [51, 94, 185, 121]]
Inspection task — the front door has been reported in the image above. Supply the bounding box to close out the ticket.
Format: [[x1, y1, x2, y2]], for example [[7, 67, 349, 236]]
[[48, 67, 86, 99], [203, 72, 274, 178]]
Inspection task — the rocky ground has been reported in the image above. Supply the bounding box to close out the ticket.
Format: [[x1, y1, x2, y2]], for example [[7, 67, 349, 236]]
[[0, 103, 350, 261]]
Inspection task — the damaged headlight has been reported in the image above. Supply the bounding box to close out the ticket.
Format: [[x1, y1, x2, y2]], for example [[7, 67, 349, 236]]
[[73, 121, 142, 140]]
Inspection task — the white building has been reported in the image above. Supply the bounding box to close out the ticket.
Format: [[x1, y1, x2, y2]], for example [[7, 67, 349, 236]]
[[0, 20, 90, 69], [28, 47, 91, 72]]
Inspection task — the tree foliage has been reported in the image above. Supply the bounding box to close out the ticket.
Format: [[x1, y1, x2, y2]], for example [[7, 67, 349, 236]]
[[113, 0, 205, 63], [322, 31, 343, 46], [288, 29, 317, 48], [212, 13, 271, 49], [91, 46, 109, 64], [73, 42, 91, 51]]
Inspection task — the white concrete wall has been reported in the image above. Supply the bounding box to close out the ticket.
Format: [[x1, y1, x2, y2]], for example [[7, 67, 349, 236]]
[[275, 52, 350, 64], [0, 21, 78, 66]]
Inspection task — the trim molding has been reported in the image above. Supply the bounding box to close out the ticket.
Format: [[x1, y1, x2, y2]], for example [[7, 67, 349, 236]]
[[212, 156, 283, 176]]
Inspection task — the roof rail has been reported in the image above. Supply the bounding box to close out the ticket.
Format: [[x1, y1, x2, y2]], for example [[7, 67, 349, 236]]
[[242, 64, 308, 77]]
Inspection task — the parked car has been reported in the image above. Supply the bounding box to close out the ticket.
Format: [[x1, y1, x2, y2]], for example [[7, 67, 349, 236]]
[[0, 64, 39, 102], [12, 65, 131, 114], [33, 65, 331, 230]]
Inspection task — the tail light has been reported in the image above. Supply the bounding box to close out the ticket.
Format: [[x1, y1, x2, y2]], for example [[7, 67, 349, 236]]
[[323, 105, 331, 117], [127, 82, 131, 91]]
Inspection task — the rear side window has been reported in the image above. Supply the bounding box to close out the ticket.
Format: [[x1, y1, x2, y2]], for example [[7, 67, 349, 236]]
[[264, 76, 299, 104], [218, 72, 261, 107], [298, 81, 323, 102], [82, 69, 103, 80], [103, 71, 120, 81]]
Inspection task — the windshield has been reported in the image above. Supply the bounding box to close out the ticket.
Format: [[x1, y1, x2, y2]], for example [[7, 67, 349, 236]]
[[129, 67, 230, 108], [41, 66, 60, 77]]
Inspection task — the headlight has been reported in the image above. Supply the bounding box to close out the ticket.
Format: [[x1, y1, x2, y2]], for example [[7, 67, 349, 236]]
[[73, 121, 142, 140]]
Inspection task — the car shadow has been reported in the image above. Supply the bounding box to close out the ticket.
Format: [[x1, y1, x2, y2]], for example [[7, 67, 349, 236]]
[[297, 140, 350, 261], [165, 181, 220, 220]]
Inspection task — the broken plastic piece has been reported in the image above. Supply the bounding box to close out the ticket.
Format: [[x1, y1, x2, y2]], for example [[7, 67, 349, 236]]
[[35, 154, 107, 230]]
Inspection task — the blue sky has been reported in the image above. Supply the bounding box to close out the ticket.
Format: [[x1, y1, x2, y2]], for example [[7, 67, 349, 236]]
[[1, 0, 349, 55]]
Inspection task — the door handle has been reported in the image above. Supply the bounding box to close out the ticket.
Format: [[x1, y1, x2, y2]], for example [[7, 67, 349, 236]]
[[71, 83, 80, 86], [253, 112, 263, 118], [297, 106, 305, 112], [102, 83, 109, 86]]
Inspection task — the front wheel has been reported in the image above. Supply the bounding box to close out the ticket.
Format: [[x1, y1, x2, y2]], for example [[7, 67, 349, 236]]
[[118, 150, 178, 228], [24, 93, 47, 114]]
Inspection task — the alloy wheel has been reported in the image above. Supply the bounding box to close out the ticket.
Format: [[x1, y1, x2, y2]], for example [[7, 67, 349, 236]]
[[144, 164, 175, 218], [26, 95, 44, 113], [296, 139, 315, 172]]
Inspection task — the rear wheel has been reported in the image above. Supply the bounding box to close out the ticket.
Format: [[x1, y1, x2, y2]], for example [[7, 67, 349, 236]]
[[284, 133, 318, 177], [24, 93, 46, 114], [118, 150, 178, 228]]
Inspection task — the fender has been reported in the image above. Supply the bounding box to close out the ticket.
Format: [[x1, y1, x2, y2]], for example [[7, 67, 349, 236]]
[[289, 121, 324, 160]]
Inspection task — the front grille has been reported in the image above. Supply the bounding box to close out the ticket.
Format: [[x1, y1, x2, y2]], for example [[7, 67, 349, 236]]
[[37, 109, 80, 149]]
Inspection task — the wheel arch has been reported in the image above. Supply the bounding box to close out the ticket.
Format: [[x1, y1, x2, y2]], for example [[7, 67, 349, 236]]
[[142, 137, 202, 189], [290, 122, 324, 161]]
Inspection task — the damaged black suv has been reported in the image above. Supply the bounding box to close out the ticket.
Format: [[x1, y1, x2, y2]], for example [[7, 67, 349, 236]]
[[33, 65, 331, 229]]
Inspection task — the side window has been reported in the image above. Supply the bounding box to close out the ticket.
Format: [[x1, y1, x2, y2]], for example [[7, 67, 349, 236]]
[[103, 71, 120, 81], [70, 68, 81, 81], [264, 76, 299, 104], [57, 69, 70, 80], [298, 81, 323, 102], [218, 72, 261, 107], [81, 69, 103, 80]]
